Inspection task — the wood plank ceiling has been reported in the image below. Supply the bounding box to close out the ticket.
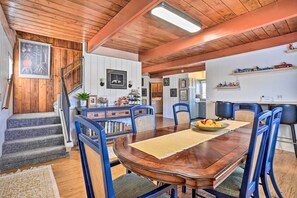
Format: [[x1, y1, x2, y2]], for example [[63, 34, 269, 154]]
[[1, 0, 297, 76]]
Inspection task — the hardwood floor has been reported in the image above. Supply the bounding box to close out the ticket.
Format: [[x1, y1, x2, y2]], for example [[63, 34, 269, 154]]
[[2, 117, 297, 198]]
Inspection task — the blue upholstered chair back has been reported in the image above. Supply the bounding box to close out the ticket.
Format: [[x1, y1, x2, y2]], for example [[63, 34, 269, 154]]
[[240, 110, 272, 197], [130, 105, 156, 133], [75, 115, 114, 198], [262, 107, 282, 173], [172, 103, 191, 125], [233, 103, 261, 128], [233, 103, 260, 118]]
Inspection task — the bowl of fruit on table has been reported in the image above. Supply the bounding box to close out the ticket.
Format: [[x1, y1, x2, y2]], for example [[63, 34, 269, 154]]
[[191, 119, 229, 132]]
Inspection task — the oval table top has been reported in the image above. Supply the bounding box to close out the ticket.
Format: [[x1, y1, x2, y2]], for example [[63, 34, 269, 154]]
[[113, 124, 251, 189]]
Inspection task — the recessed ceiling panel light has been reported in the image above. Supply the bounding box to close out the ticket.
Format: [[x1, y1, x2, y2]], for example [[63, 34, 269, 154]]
[[151, 2, 201, 33]]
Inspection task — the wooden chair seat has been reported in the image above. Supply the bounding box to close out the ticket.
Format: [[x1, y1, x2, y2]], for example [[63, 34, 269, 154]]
[[114, 173, 169, 198], [215, 167, 244, 197]]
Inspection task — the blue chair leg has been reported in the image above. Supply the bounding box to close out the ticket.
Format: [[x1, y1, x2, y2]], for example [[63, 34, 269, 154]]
[[192, 189, 196, 198], [269, 169, 283, 198], [253, 188, 260, 198], [261, 174, 272, 198], [182, 185, 186, 193], [170, 186, 178, 198], [290, 124, 297, 158]]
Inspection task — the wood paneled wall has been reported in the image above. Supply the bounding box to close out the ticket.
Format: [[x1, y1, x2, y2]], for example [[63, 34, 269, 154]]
[[13, 31, 82, 114]]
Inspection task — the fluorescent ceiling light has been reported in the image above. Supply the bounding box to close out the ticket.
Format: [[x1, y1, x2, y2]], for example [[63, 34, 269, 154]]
[[151, 3, 201, 33]]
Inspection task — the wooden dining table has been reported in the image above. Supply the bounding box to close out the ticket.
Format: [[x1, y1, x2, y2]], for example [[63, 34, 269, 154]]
[[113, 123, 252, 190]]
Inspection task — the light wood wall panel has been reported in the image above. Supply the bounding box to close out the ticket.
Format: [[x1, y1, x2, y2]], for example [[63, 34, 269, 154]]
[[13, 31, 82, 113]]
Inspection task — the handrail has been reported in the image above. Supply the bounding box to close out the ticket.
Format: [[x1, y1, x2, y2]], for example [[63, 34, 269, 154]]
[[61, 77, 71, 143], [60, 57, 84, 143], [2, 74, 13, 110], [63, 58, 83, 71]]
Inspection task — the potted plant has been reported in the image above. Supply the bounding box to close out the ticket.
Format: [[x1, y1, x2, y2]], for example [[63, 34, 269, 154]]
[[77, 92, 90, 107]]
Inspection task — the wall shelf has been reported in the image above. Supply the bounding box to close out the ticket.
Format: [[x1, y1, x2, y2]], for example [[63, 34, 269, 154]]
[[231, 66, 297, 76], [216, 86, 240, 89], [286, 49, 297, 53]]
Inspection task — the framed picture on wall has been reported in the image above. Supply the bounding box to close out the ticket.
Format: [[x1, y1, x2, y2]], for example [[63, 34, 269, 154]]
[[19, 39, 51, 79], [179, 89, 188, 101], [106, 69, 127, 89], [142, 88, 147, 97], [88, 95, 97, 108], [170, 88, 177, 97], [179, 78, 188, 89], [163, 77, 170, 86]]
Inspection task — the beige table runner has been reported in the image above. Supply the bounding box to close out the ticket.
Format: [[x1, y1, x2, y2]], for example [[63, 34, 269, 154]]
[[129, 120, 250, 159]]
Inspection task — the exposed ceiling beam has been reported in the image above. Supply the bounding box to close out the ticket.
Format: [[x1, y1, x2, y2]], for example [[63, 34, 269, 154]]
[[143, 32, 297, 73], [87, 0, 162, 53], [0, 4, 16, 46], [150, 64, 205, 78], [140, 0, 297, 61]]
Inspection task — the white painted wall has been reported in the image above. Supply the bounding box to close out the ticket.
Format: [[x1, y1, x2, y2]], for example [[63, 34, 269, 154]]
[[0, 24, 13, 156], [163, 73, 188, 119], [84, 53, 142, 105], [206, 43, 297, 152], [68, 52, 142, 144], [142, 75, 150, 105]]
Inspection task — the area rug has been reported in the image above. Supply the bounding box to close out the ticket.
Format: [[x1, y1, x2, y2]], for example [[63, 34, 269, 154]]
[[0, 165, 60, 198]]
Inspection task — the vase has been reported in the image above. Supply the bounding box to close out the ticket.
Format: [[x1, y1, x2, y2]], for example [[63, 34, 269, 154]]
[[80, 100, 87, 107]]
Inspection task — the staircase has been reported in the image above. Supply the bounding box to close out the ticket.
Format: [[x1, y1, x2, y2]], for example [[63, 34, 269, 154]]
[[0, 112, 68, 171]]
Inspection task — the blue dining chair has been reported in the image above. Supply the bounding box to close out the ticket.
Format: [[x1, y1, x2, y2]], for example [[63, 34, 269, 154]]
[[130, 105, 156, 133], [204, 110, 272, 198], [172, 103, 191, 125], [75, 115, 177, 198], [233, 103, 261, 128], [260, 107, 283, 198]]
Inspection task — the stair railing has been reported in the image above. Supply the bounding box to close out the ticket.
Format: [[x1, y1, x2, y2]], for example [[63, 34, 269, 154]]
[[2, 74, 13, 110], [60, 57, 84, 143]]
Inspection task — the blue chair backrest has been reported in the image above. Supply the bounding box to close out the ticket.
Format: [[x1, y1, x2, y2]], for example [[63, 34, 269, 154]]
[[262, 107, 282, 173], [240, 110, 272, 197], [75, 115, 115, 198], [233, 103, 260, 119], [172, 103, 191, 125], [130, 105, 156, 133]]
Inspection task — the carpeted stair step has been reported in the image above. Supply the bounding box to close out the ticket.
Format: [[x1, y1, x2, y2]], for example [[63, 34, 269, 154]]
[[0, 146, 68, 172], [7, 112, 61, 129], [2, 134, 65, 154], [5, 124, 62, 141]]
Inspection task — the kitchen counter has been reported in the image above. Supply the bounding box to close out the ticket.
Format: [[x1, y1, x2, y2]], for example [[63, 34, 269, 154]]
[[211, 101, 297, 105]]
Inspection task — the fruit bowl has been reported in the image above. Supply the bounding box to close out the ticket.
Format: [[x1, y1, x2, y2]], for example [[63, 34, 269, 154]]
[[191, 119, 229, 132]]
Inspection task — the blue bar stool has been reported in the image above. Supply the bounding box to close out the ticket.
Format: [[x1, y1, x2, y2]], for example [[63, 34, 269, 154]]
[[215, 101, 233, 120], [269, 104, 297, 158]]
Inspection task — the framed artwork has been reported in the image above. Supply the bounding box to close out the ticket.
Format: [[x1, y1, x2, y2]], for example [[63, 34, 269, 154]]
[[88, 95, 97, 108], [142, 88, 147, 97], [179, 78, 188, 89], [19, 39, 51, 79], [179, 89, 188, 101], [170, 88, 177, 97], [106, 69, 127, 89], [163, 77, 170, 86], [142, 99, 147, 105]]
